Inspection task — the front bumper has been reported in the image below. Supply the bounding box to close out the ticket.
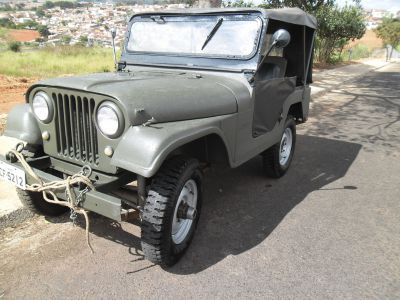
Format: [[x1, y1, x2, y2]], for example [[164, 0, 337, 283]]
[[0, 152, 137, 222]]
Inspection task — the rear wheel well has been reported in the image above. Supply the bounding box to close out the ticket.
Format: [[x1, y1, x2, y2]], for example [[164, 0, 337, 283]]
[[288, 102, 304, 123], [168, 134, 230, 167]]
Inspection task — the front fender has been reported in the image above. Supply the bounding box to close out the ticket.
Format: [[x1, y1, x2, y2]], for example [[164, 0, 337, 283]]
[[111, 115, 236, 178], [4, 104, 42, 145]]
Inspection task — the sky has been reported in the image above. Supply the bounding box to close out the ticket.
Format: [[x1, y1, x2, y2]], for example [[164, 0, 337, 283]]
[[337, 0, 400, 10], [250, 0, 400, 11]]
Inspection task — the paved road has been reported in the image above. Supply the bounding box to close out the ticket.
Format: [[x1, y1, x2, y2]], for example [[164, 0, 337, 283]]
[[1, 63, 399, 299]]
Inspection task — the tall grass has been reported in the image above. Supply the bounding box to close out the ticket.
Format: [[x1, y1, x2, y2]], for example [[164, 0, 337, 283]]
[[344, 44, 371, 61], [0, 27, 9, 39], [0, 46, 115, 78]]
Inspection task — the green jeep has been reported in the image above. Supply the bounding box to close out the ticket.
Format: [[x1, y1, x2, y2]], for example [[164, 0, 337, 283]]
[[0, 8, 316, 267]]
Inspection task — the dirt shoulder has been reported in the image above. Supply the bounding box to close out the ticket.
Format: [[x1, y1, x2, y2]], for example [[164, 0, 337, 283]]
[[0, 75, 36, 133], [0, 75, 36, 114]]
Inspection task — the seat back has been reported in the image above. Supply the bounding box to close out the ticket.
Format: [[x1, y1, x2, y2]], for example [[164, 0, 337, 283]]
[[257, 56, 287, 80]]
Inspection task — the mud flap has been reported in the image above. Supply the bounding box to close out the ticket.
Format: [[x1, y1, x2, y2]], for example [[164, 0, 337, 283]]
[[252, 77, 296, 137]]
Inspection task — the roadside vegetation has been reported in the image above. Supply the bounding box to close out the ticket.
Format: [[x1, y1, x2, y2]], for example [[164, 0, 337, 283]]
[[0, 0, 387, 80], [226, 0, 367, 64], [0, 46, 115, 78], [375, 17, 400, 60]]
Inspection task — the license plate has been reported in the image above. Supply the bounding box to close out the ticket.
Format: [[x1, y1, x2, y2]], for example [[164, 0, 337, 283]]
[[0, 161, 26, 189]]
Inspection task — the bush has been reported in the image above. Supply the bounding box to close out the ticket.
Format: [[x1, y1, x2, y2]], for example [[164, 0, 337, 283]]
[[8, 41, 21, 52], [38, 25, 50, 38]]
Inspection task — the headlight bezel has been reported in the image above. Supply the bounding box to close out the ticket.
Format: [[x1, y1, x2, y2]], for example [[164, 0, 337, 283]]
[[32, 91, 54, 123], [96, 101, 124, 139]]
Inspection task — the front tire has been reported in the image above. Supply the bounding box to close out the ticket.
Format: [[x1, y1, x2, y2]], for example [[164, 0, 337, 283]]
[[141, 156, 202, 267], [17, 188, 69, 216], [262, 116, 296, 178]]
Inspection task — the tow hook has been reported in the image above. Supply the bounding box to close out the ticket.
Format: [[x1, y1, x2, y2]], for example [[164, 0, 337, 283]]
[[80, 165, 92, 177], [6, 142, 25, 163]]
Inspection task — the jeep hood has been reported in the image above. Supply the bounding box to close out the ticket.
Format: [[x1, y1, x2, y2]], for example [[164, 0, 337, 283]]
[[29, 71, 246, 125]]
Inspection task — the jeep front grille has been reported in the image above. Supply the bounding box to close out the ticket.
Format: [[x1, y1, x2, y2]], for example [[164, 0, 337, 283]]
[[53, 93, 99, 165]]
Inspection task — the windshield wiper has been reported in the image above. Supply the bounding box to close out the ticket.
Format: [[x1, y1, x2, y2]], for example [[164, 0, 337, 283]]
[[201, 18, 223, 50]]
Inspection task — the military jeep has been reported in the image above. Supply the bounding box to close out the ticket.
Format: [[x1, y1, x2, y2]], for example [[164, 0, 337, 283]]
[[0, 8, 316, 266]]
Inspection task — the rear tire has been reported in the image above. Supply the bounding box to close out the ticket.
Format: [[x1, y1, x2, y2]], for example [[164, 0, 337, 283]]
[[141, 156, 202, 267], [17, 188, 69, 216], [262, 116, 296, 178]]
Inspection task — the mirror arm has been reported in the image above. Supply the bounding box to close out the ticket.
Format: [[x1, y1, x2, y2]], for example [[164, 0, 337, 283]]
[[249, 40, 277, 83], [110, 29, 118, 71], [263, 40, 277, 59]]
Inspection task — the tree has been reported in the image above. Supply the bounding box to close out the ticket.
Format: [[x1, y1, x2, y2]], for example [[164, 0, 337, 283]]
[[0, 18, 16, 28], [224, 0, 253, 7], [375, 17, 400, 60], [315, 4, 365, 63], [38, 25, 50, 38], [36, 8, 45, 18], [234, 0, 365, 64], [17, 20, 39, 29], [43, 1, 55, 9], [78, 35, 88, 46], [0, 4, 12, 11], [259, 0, 335, 11], [198, 0, 222, 7], [15, 3, 26, 11]]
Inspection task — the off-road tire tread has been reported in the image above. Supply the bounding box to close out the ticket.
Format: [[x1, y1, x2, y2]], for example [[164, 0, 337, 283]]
[[141, 156, 201, 267], [16, 188, 69, 216]]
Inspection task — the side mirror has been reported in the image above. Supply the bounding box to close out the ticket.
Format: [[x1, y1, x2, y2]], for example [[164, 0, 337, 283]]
[[251, 29, 291, 83], [271, 29, 291, 49], [110, 28, 117, 39]]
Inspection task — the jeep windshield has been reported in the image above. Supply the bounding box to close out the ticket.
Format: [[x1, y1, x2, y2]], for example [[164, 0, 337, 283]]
[[126, 14, 262, 59]]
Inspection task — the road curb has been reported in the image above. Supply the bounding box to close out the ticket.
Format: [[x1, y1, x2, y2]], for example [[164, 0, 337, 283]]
[[0, 207, 34, 231]]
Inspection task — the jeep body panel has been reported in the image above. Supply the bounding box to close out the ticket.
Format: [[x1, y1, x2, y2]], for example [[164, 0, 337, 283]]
[[4, 104, 42, 145], [111, 114, 236, 178], [2, 8, 317, 225], [26, 70, 250, 126]]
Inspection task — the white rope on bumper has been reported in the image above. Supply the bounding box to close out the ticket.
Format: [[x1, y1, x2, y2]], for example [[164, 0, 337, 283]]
[[9, 149, 95, 253]]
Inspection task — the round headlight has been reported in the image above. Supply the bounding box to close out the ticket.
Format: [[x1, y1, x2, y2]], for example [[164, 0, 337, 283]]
[[32, 91, 52, 123], [96, 102, 124, 138]]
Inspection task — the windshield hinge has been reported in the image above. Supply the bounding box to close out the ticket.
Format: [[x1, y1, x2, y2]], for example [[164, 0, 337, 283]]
[[150, 16, 166, 24], [243, 69, 256, 84]]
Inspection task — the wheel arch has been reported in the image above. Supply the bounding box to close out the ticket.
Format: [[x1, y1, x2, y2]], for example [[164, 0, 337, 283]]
[[288, 101, 304, 122], [167, 133, 230, 168], [111, 116, 235, 178]]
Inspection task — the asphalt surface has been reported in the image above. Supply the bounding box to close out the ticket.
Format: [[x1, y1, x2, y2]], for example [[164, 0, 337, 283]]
[[0, 63, 399, 299]]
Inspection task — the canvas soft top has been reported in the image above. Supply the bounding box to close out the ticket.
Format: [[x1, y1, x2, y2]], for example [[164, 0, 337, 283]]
[[129, 7, 317, 29]]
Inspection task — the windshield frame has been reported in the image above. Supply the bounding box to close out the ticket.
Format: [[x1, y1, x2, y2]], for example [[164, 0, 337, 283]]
[[125, 14, 263, 61]]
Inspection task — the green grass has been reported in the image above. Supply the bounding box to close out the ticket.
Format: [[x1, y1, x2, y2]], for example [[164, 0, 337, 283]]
[[0, 46, 116, 78]]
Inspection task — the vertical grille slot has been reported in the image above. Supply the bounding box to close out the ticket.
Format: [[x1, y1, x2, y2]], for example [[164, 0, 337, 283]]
[[53, 93, 99, 165]]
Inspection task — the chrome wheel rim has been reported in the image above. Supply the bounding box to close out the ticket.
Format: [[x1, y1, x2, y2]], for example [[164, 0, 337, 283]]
[[279, 127, 293, 166], [171, 179, 198, 244]]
